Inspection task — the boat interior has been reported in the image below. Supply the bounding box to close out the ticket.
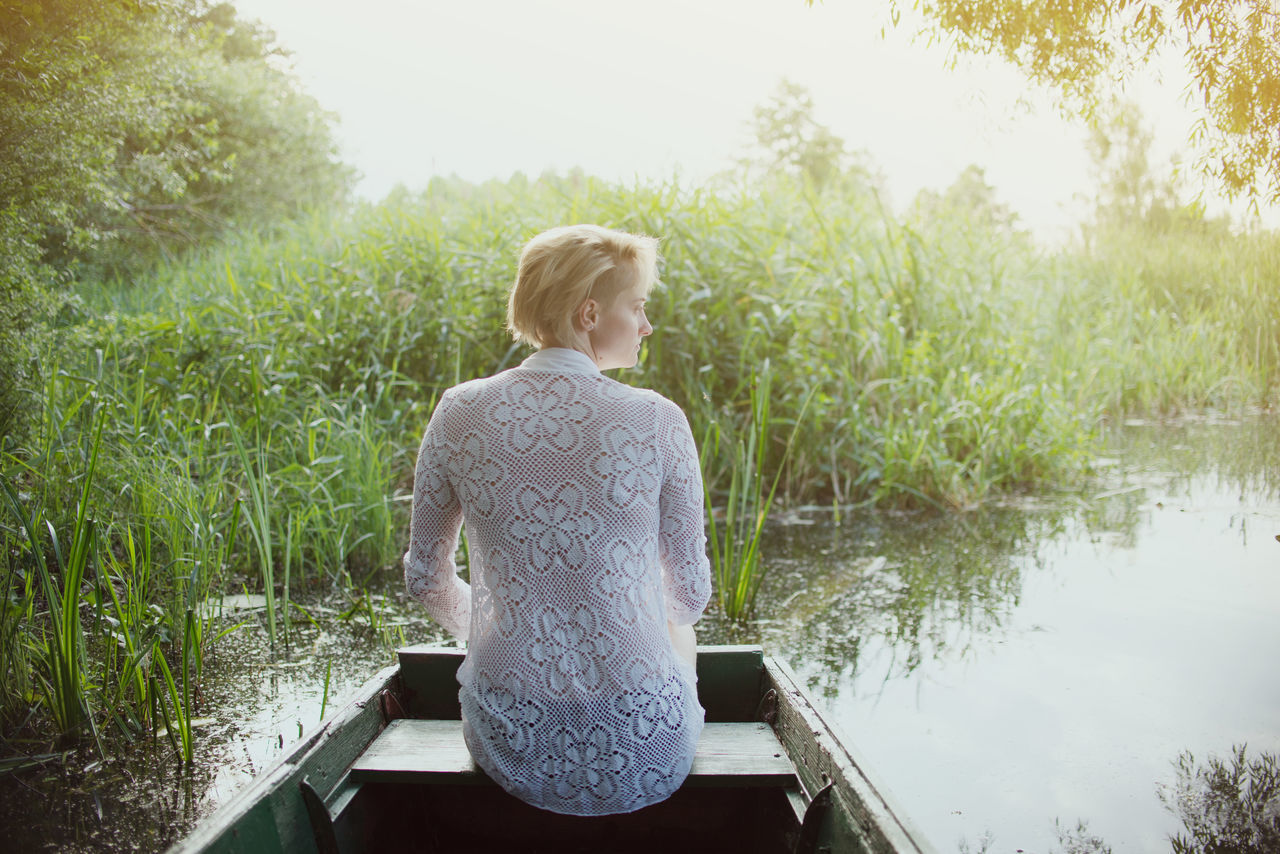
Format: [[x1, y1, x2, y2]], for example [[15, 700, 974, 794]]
[[306, 646, 825, 853]]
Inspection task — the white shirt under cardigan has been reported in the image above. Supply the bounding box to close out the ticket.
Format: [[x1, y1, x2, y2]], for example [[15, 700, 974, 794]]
[[403, 347, 712, 816]]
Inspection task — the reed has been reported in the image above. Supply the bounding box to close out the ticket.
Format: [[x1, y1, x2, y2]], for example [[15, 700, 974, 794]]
[[0, 402, 104, 737], [228, 411, 278, 647], [318, 659, 332, 723], [96, 523, 155, 736], [0, 507, 36, 722], [3, 167, 1275, 745], [701, 361, 814, 619], [151, 608, 198, 762]]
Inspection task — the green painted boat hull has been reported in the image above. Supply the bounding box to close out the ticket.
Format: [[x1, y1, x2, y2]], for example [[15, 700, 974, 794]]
[[171, 645, 933, 854]]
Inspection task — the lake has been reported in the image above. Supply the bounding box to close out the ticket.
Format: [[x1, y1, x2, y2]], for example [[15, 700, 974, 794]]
[[730, 415, 1280, 851]]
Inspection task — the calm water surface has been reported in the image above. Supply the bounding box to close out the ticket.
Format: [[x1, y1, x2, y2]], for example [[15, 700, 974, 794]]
[[737, 416, 1280, 852]]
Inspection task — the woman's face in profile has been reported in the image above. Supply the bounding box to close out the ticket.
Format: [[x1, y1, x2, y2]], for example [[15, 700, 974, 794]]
[[589, 282, 653, 370]]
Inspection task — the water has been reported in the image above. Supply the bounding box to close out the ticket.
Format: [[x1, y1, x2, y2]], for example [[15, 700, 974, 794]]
[[0, 605, 431, 852], [3, 417, 1275, 851], [736, 416, 1280, 852]]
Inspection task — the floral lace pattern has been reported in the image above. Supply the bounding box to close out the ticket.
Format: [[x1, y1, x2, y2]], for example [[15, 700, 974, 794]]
[[591, 424, 660, 510], [510, 483, 599, 571], [405, 348, 711, 815]]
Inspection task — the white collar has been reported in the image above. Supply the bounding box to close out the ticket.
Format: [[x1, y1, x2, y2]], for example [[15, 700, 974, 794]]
[[520, 347, 601, 376]]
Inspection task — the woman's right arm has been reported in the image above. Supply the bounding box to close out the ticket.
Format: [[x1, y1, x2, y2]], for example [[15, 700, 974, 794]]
[[403, 396, 471, 640]]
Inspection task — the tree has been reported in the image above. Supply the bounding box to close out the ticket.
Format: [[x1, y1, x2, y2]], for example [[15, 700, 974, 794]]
[[740, 79, 884, 192], [1085, 102, 1181, 226], [0, 0, 354, 438], [1081, 100, 1238, 242], [810, 0, 1280, 208], [746, 79, 848, 188], [910, 164, 1020, 233]]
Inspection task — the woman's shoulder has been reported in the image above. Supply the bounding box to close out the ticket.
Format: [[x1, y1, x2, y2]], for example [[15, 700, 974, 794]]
[[596, 375, 663, 403], [598, 377, 688, 421]]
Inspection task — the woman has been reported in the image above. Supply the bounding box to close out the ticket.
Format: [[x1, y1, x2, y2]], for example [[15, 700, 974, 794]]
[[403, 224, 712, 816]]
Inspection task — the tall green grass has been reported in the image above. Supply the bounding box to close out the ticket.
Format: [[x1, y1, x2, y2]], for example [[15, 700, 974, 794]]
[[3, 169, 1275, 742], [2, 354, 234, 751], [701, 360, 814, 618]]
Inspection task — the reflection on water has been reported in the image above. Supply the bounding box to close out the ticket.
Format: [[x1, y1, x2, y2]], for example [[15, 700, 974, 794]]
[[701, 415, 1280, 852], [727, 506, 1066, 699]]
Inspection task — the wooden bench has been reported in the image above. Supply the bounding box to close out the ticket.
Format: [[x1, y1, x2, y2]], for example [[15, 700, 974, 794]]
[[349, 719, 797, 789]]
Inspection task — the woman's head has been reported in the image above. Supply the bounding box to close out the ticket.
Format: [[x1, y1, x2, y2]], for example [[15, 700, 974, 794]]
[[507, 225, 659, 353]]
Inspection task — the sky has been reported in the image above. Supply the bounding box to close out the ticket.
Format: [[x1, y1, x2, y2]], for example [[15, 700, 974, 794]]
[[230, 0, 1234, 242]]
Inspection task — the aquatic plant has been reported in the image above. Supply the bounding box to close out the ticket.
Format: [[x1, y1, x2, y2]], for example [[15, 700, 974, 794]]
[[228, 406, 279, 648], [701, 360, 813, 620], [1161, 745, 1280, 854], [0, 401, 103, 738], [151, 608, 200, 763], [318, 659, 333, 723]]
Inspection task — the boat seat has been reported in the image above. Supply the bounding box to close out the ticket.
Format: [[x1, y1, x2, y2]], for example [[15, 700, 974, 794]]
[[349, 719, 797, 789]]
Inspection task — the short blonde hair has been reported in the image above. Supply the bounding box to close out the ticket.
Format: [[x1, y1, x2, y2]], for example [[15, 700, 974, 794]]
[[507, 224, 659, 349]]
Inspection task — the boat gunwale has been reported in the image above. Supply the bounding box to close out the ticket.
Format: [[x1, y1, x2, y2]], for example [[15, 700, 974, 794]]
[[169, 661, 399, 853], [764, 653, 935, 854]]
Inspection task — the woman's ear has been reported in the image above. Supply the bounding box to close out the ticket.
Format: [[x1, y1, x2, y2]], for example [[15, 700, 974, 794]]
[[577, 298, 599, 332]]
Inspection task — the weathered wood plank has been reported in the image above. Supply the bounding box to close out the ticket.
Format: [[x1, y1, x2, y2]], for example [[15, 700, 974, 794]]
[[350, 719, 796, 788], [395, 643, 768, 722], [693, 644, 767, 721], [396, 645, 464, 719]]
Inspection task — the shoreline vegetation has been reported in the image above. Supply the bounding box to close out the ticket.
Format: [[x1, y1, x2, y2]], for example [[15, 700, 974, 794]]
[[1, 166, 1277, 853]]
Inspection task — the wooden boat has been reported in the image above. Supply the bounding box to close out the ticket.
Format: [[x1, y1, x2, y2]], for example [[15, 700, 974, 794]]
[[172, 645, 934, 854]]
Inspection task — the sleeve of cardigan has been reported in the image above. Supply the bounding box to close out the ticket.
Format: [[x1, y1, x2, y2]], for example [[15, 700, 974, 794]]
[[656, 399, 712, 626], [403, 394, 471, 640]]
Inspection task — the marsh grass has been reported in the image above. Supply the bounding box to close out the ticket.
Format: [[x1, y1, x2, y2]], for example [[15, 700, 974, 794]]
[[151, 608, 199, 763], [0, 404, 103, 739], [701, 360, 814, 618], [2, 352, 237, 751], [228, 412, 278, 647], [3, 170, 1276, 744]]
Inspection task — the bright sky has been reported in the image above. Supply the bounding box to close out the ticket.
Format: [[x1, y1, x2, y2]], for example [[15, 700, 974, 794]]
[[232, 0, 1224, 242]]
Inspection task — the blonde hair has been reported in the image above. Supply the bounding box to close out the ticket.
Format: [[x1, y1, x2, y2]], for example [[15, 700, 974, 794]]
[[507, 224, 659, 349]]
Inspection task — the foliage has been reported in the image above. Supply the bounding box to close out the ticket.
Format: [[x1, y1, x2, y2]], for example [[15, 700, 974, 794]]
[[820, 0, 1280, 207], [1075, 102, 1280, 410], [1160, 746, 1280, 854], [0, 0, 353, 439], [0, 349, 234, 750], [3, 152, 1277, 742]]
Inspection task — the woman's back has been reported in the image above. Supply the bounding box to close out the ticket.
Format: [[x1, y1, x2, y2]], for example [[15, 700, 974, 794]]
[[405, 347, 711, 815]]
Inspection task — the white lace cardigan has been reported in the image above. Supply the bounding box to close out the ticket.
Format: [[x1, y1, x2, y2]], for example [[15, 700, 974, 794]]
[[403, 347, 713, 815]]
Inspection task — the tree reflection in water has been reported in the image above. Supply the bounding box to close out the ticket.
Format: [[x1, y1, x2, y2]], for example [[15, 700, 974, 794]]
[[1161, 746, 1280, 854], [720, 504, 1073, 700]]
